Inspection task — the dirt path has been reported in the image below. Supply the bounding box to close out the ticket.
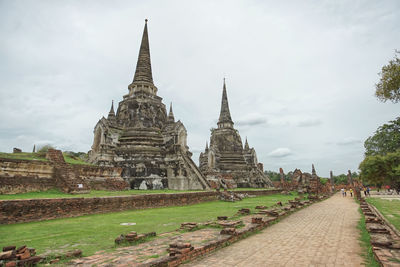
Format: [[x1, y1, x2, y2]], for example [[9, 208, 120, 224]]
[[184, 194, 363, 267]]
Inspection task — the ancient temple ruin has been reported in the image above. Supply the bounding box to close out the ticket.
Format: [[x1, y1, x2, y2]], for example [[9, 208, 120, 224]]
[[280, 164, 322, 194], [199, 80, 273, 188], [88, 20, 210, 190]]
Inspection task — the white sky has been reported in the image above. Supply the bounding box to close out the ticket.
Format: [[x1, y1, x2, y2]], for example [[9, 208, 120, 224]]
[[0, 0, 399, 177]]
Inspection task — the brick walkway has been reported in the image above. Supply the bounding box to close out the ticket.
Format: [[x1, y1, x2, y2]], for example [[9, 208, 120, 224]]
[[185, 194, 363, 267]]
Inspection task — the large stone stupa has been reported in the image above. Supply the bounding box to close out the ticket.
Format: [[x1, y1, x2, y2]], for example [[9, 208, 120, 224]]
[[199, 80, 273, 188], [88, 20, 210, 190]]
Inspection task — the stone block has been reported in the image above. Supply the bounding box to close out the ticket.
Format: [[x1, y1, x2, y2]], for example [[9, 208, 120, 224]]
[[65, 249, 82, 258], [251, 217, 263, 224], [5, 261, 16, 267], [0, 251, 13, 260], [220, 228, 236, 235], [2, 246, 15, 252]]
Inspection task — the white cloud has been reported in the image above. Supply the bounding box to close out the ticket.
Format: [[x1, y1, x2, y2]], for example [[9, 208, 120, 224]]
[[268, 148, 292, 158], [236, 113, 268, 126], [336, 137, 362, 146], [297, 118, 322, 127]]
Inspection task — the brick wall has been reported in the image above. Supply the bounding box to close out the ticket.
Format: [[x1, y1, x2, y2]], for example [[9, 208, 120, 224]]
[[0, 159, 55, 194], [0, 190, 280, 224], [0, 158, 128, 194]]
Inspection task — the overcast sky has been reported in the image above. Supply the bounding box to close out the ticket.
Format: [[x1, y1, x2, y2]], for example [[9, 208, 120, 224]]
[[0, 0, 399, 177]]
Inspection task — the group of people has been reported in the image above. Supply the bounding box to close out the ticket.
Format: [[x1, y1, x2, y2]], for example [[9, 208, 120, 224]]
[[363, 186, 371, 197], [340, 187, 370, 197], [340, 188, 353, 197]]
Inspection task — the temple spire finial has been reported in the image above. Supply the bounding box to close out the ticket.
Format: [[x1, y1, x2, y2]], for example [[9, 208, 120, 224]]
[[168, 102, 175, 123], [108, 100, 116, 120], [109, 100, 115, 114], [244, 137, 249, 150], [217, 78, 234, 128], [205, 141, 209, 150]]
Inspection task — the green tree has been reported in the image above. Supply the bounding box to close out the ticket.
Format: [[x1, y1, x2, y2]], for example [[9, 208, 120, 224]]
[[364, 117, 400, 156], [359, 150, 400, 191], [375, 51, 400, 103], [37, 144, 55, 153], [333, 174, 349, 185]]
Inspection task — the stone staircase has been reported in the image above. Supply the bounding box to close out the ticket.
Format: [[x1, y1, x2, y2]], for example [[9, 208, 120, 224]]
[[179, 149, 211, 190]]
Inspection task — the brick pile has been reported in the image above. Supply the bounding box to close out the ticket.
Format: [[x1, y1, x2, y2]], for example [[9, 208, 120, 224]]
[[237, 208, 250, 215], [0, 245, 42, 267], [115, 232, 156, 245], [180, 222, 198, 231], [220, 228, 237, 235], [168, 243, 194, 257]]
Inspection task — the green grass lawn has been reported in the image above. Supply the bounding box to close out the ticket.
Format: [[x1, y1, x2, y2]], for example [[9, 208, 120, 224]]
[[366, 198, 400, 231], [0, 152, 90, 165], [0, 152, 48, 162], [0, 193, 296, 257], [0, 188, 275, 200]]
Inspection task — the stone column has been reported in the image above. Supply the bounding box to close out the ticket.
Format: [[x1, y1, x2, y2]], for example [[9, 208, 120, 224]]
[[279, 168, 285, 190]]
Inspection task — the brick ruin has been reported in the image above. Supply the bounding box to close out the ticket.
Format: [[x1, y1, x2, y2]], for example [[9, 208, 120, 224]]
[[277, 164, 324, 194], [0, 149, 128, 194], [199, 80, 273, 189], [87, 20, 210, 191]]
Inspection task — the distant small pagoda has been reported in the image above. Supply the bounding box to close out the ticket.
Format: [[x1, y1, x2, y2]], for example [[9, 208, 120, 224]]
[[88, 20, 210, 190], [199, 80, 273, 188]]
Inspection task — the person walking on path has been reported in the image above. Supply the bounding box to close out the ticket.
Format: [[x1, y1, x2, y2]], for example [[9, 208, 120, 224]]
[[363, 187, 367, 197], [341, 188, 345, 197], [367, 187, 370, 196], [350, 188, 353, 197]]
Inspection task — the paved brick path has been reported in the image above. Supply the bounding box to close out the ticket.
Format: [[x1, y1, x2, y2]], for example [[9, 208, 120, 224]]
[[185, 194, 363, 267]]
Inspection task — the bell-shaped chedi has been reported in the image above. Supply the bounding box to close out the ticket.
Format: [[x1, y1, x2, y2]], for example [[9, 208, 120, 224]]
[[88, 20, 210, 190], [199, 80, 273, 189]]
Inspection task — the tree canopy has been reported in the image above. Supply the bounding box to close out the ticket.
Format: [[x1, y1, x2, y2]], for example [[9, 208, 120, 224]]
[[359, 150, 400, 191], [364, 117, 400, 156], [375, 51, 400, 103]]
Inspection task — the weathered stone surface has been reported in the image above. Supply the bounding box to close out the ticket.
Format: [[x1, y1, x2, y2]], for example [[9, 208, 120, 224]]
[[87, 21, 209, 191], [220, 228, 236, 235], [199, 80, 272, 189]]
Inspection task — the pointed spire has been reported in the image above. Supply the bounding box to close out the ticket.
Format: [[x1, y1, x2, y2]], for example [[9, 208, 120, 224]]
[[217, 78, 234, 128], [108, 100, 116, 121], [132, 19, 153, 85], [244, 137, 249, 150], [109, 100, 115, 114], [168, 102, 175, 123], [205, 141, 209, 151], [32, 144, 36, 153]]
